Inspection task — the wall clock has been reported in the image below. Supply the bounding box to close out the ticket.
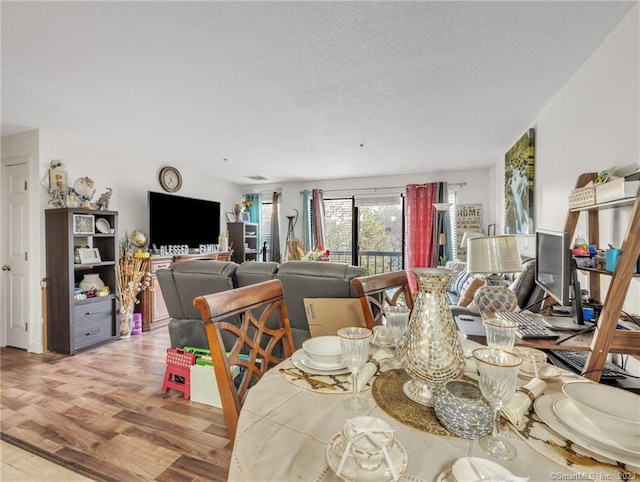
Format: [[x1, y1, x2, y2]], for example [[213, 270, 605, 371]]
[[159, 166, 182, 193]]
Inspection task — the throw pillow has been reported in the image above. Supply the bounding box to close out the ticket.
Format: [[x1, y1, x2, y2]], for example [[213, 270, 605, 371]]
[[458, 277, 485, 307]]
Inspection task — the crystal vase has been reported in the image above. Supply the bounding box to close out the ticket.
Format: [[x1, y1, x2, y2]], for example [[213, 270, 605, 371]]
[[400, 268, 465, 406], [120, 306, 133, 339]]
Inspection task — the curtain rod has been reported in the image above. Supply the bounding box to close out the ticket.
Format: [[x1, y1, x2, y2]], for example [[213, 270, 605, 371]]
[[305, 182, 467, 195]]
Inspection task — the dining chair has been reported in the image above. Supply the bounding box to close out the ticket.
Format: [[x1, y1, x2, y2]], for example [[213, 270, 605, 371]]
[[193, 279, 295, 442], [351, 270, 414, 329]]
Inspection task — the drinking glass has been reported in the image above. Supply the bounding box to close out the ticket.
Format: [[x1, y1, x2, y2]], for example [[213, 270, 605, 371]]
[[472, 347, 522, 460], [337, 327, 372, 412], [383, 305, 411, 349], [483, 317, 519, 351]]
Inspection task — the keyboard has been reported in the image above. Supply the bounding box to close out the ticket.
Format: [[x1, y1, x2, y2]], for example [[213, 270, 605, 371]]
[[547, 349, 627, 380], [494, 311, 559, 340]]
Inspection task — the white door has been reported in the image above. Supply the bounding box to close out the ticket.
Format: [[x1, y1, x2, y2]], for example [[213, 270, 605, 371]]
[[2, 158, 30, 349]]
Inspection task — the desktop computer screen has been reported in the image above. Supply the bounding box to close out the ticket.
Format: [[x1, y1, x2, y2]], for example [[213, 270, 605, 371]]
[[535, 229, 585, 327]]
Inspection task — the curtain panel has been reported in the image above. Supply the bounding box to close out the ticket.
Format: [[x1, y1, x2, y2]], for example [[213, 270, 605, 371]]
[[405, 183, 441, 292], [312, 188, 326, 249], [269, 192, 281, 262], [302, 190, 312, 252]]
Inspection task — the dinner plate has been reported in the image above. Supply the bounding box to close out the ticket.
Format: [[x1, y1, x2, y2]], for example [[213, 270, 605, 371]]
[[291, 349, 350, 375], [518, 363, 563, 380], [534, 393, 640, 466], [553, 397, 640, 454], [326, 432, 408, 482], [95, 218, 111, 234]]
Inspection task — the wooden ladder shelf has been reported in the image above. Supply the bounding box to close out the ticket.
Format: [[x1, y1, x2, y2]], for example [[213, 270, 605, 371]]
[[563, 172, 640, 382]]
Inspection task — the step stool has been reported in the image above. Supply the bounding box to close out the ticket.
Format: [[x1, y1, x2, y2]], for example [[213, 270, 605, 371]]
[[162, 348, 196, 399]]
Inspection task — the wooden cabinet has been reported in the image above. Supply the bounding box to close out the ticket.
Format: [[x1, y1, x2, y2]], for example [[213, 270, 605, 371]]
[[563, 173, 640, 381], [45, 208, 119, 354], [228, 222, 258, 263], [137, 252, 233, 332]]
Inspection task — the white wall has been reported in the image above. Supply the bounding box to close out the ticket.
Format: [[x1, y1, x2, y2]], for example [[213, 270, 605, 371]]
[[497, 4, 639, 313]]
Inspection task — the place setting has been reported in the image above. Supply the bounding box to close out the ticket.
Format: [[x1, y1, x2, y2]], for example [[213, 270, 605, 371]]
[[533, 381, 640, 468], [283, 329, 394, 395]]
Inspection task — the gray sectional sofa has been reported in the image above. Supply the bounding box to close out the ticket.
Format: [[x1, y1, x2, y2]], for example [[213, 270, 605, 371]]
[[157, 260, 365, 350]]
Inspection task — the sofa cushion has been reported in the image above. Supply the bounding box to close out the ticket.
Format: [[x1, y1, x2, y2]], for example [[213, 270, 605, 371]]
[[276, 261, 366, 345], [235, 261, 279, 287]]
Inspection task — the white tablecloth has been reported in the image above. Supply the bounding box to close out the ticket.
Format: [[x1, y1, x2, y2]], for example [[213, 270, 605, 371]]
[[228, 354, 636, 481]]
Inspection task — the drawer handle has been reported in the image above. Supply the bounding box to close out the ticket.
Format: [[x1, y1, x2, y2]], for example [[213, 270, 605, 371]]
[[85, 329, 103, 336]]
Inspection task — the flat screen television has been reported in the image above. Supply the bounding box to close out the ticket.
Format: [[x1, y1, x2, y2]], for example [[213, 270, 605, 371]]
[[535, 229, 586, 327], [148, 191, 221, 250]]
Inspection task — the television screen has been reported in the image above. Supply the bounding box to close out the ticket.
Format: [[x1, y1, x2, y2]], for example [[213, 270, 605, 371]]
[[148, 191, 221, 250]]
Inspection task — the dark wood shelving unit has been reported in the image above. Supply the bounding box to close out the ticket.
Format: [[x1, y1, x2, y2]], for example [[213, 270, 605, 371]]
[[228, 222, 258, 263], [45, 208, 119, 354]]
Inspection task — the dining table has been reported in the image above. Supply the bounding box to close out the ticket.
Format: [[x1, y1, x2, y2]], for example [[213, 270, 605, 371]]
[[227, 340, 640, 481]]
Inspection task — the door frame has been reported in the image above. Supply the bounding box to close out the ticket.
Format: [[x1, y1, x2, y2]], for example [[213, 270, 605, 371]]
[[1, 153, 42, 353]]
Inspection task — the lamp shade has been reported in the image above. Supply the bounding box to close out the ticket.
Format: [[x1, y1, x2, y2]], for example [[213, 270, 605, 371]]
[[467, 235, 522, 274], [460, 230, 485, 248]]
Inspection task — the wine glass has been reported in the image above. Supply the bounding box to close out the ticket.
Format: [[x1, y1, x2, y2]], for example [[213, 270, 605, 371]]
[[483, 317, 519, 351], [337, 327, 372, 412], [472, 347, 522, 460], [383, 305, 411, 350]]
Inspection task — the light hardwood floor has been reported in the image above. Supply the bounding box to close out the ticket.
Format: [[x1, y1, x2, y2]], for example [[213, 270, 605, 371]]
[[0, 329, 232, 481]]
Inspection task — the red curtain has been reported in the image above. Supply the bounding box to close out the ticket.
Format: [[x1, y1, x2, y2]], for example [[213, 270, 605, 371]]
[[405, 183, 439, 291]]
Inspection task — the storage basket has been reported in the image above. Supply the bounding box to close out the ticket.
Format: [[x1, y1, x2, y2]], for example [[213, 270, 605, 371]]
[[568, 187, 596, 209]]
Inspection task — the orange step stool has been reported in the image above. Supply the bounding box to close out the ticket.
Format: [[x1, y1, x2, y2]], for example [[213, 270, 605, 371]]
[[162, 348, 196, 399]]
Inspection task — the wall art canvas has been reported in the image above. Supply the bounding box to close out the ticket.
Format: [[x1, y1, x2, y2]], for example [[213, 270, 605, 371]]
[[504, 128, 535, 235], [456, 203, 483, 260]]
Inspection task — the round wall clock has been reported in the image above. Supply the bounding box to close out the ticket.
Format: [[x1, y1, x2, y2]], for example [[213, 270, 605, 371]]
[[159, 166, 182, 193]]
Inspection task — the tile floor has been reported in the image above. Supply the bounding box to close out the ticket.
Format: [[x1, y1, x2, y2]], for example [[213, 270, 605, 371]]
[[1, 440, 94, 481]]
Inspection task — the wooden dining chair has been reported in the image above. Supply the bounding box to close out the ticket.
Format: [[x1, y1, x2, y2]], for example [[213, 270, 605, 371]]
[[193, 279, 295, 442], [351, 271, 414, 329]]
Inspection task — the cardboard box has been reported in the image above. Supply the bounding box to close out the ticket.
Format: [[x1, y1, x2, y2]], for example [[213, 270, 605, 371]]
[[303, 298, 366, 337], [190, 364, 240, 408]]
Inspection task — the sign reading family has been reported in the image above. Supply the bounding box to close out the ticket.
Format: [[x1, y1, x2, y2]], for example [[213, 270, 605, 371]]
[[504, 128, 535, 235]]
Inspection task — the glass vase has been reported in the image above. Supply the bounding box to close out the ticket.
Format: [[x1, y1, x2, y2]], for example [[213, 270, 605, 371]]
[[120, 307, 133, 339], [400, 267, 465, 406]]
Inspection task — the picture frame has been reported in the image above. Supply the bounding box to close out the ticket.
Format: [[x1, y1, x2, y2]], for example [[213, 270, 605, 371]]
[[226, 212, 237, 222], [73, 214, 95, 235], [504, 128, 535, 235], [241, 212, 250, 223], [77, 247, 102, 264]]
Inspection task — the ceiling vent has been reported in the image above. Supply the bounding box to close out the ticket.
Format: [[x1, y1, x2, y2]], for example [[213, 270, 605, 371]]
[[245, 175, 268, 181]]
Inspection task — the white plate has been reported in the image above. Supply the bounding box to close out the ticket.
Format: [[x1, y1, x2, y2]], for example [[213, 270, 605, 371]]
[[326, 432, 408, 482], [534, 393, 639, 466], [518, 363, 563, 380], [553, 397, 640, 455], [95, 218, 111, 234], [291, 349, 350, 375]]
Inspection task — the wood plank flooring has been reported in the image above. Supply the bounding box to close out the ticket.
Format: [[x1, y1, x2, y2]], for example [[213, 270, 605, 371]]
[[0, 330, 232, 481]]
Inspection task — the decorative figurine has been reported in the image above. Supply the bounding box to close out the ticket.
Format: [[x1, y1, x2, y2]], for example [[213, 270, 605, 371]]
[[96, 187, 113, 211]]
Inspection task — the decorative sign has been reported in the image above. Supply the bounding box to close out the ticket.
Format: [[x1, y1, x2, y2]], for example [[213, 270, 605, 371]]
[[456, 204, 483, 260]]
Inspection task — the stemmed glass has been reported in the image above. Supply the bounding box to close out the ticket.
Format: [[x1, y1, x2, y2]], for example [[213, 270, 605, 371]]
[[383, 305, 411, 350], [472, 347, 522, 460], [337, 327, 372, 412], [483, 317, 519, 351]]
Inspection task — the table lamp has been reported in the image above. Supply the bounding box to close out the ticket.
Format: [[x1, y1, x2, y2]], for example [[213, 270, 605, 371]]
[[459, 231, 485, 261], [467, 235, 522, 317]]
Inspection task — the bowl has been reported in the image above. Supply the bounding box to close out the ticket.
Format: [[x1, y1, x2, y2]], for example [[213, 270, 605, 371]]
[[302, 336, 342, 366], [512, 347, 547, 375], [562, 381, 640, 437]]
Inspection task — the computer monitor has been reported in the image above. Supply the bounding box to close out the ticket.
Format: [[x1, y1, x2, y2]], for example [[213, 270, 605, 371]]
[[535, 229, 585, 327]]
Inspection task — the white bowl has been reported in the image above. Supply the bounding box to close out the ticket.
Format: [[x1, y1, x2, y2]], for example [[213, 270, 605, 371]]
[[512, 347, 547, 375], [302, 336, 342, 366], [562, 381, 640, 437]]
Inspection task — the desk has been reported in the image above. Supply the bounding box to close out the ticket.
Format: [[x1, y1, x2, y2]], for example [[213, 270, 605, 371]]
[[228, 353, 635, 481]]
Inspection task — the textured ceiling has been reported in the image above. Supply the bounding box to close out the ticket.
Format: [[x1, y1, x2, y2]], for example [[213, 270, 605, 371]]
[[1, 1, 635, 185]]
